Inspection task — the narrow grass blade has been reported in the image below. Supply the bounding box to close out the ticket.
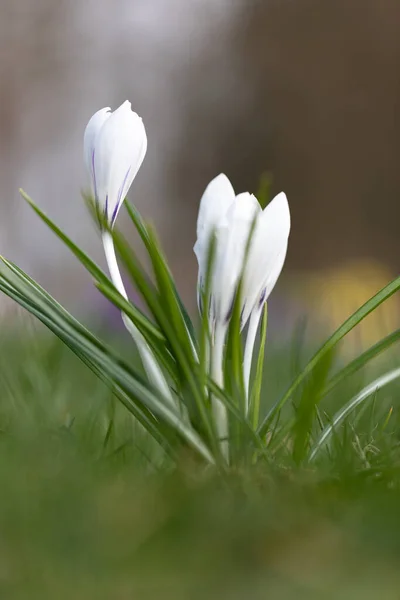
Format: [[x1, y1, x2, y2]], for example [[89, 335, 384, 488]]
[[323, 328, 400, 397], [146, 225, 198, 359], [125, 201, 198, 349], [124, 200, 150, 244], [256, 172, 273, 209], [20, 190, 166, 346], [292, 347, 335, 465], [113, 232, 211, 435], [95, 282, 174, 363], [267, 329, 400, 455], [225, 282, 245, 403], [20, 189, 109, 285], [309, 367, 400, 461], [249, 303, 268, 429], [71, 346, 178, 460], [208, 378, 266, 457], [0, 265, 214, 464], [259, 275, 400, 437]]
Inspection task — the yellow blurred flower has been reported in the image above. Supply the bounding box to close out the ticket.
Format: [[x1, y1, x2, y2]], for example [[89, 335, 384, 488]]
[[299, 260, 399, 356]]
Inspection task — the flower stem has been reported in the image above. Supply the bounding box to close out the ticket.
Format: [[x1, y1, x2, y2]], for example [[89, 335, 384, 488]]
[[102, 230, 173, 404], [211, 324, 229, 463], [243, 304, 263, 414]]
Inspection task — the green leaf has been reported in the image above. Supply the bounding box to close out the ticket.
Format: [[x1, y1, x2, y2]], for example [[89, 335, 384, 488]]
[[309, 367, 400, 461], [112, 231, 211, 437], [0, 262, 214, 464], [256, 172, 273, 210], [267, 329, 400, 455], [207, 378, 267, 459], [146, 225, 198, 358], [259, 275, 400, 437], [124, 200, 150, 244], [20, 190, 167, 347], [225, 280, 245, 403], [95, 282, 166, 345], [323, 328, 400, 398], [198, 233, 215, 390], [20, 189, 109, 285], [292, 347, 335, 465], [249, 303, 268, 429], [125, 201, 198, 349]]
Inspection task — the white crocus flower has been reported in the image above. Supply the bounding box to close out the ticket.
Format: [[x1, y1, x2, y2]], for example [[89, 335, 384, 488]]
[[84, 100, 147, 228], [84, 102, 173, 406], [194, 174, 290, 447], [241, 192, 290, 402]]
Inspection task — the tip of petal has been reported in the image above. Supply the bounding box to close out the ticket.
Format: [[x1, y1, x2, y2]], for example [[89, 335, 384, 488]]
[[264, 191, 290, 230], [85, 107, 111, 124], [116, 101, 145, 125], [114, 101, 144, 122], [271, 192, 289, 210], [273, 191, 288, 204], [205, 173, 235, 199], [213, 173, 231, 185], [230, 192, 261, 220], [119, 100, 132, 110]]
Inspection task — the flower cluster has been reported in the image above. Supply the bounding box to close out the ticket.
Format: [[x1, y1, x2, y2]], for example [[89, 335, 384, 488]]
[[84, 101, 291, 458]]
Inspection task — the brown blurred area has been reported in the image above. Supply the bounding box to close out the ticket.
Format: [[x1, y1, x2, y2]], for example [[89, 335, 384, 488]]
[[0, 0, 399, 331]]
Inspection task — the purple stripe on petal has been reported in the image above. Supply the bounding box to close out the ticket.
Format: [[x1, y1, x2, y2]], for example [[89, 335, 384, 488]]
[[111, 203, 120, 227], [225, 292, 236, 323], [258, 287, 267, 307], [111, 166, 132, 226], [210, 295, 216, 320], [240, 303, 246, 329], [117, 166, 131, 205]]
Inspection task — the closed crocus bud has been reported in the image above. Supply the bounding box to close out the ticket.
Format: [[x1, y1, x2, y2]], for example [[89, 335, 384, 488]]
[[84, 100, 147, 227], [194, 174, 290, 331], [85, 103, 174, 407]]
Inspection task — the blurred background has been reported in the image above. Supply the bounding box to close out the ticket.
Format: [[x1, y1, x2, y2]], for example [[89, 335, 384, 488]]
[[1, 6, 400, 595], [0, 0, 399, 341]]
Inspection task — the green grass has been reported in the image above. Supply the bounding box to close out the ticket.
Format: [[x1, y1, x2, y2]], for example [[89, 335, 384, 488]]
[[1, 325, 400, 598], [3, 193, 400, 471], [1, 191, 399, 597]]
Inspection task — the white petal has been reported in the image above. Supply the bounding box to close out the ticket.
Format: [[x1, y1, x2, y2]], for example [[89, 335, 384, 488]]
[[196, 173, 235, 241], [94, 101, 147, 224], [212, 192, 261, 321], [83, 107, 111, 188], [194, 173, 236, 300], [228, 192, 261, 224], [241, 192, 290, 325]]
